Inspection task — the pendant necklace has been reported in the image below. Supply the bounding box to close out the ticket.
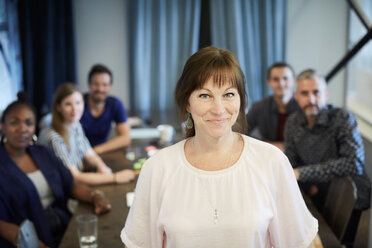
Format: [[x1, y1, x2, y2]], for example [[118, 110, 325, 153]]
[[213, 208, 219, 224], [200, 179, 220, 224], [199, 150, 235, 225], [193, 134, 240, 225]]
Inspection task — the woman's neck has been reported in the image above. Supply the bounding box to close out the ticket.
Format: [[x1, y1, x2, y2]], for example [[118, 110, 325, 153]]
[[192, 132, 237, 153], [186, 132, 243, 171]]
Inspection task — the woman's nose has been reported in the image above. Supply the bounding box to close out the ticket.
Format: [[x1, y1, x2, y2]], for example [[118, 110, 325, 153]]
[[18, 122, 28, 132], [211, 98, 225, 114]]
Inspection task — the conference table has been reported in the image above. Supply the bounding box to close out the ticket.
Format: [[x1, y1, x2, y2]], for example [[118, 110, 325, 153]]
[[59, 131, 341, 247], [58, 148, 138, 248]]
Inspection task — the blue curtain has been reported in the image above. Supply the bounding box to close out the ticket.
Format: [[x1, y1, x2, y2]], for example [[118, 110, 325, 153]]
[[0, 0, 23, 110], [18, 0, 76, 118], [210, 0, 287, 104], [126, 0, 201, 115]]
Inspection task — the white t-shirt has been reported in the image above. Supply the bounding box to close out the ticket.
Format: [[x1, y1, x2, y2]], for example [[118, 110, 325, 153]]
[[121, 135, 318, 248]]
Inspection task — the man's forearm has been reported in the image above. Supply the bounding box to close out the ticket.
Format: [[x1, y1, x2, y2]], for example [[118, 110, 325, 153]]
[[94, 135, 131, 154]]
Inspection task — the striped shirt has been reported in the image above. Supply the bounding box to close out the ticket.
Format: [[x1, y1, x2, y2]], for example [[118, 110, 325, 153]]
[[38, 122, 91, 171], [284, 104, 371, 209]]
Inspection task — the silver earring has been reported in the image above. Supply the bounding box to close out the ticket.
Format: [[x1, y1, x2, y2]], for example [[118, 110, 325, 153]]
[[2, 137, 7, 143], [186, 113, 193, 129]]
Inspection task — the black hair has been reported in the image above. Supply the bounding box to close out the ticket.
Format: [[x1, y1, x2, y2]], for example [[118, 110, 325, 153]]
[[267, 62, 295, 80], [88, 64, 113, 84], [1, 92, 37, 124]]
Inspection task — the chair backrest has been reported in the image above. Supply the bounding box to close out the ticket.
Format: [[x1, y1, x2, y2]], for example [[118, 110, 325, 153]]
[[323, 176, 357, 241], [353, 208, 370, 248]]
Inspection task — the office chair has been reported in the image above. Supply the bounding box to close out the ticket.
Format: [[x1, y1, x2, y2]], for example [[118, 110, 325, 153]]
[[322, 176, 357, 242], [353, 208, 370, 248]]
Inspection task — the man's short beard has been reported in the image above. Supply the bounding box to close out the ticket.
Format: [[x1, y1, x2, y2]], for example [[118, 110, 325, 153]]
[[303, 104, 319, 117], [91, 93, 105, 103]]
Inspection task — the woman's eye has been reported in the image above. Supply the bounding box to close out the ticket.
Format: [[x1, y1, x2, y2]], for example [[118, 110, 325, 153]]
[[199, 94, 210, 99], [225, 92, 235, 98], [26, 121, 35, 127]]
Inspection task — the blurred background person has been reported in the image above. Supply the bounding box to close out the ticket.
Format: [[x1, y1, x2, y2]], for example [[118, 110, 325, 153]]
[[0, 93, 111, 248], [284, 69, 371, 245], [80, 64, 131, 155], [246, 62, 298, 151], [38, 83, 135, 185]]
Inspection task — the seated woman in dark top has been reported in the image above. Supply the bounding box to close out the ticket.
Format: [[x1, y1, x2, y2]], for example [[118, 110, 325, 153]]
[[0, 93, 111, 248]]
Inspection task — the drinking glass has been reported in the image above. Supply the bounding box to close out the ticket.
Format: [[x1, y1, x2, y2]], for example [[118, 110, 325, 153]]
[[76, 214, 98, 248]]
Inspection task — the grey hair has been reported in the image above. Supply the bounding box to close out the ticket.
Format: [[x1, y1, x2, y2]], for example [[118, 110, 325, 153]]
[[296, 69, 327, 90]]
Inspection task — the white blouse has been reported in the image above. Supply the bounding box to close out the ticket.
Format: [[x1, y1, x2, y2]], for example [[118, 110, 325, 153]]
[[121, 135, 318, 248]]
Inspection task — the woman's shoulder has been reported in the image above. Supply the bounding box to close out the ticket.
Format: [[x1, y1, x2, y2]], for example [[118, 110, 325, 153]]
[[38, 126, 60, 139], [241, 134, 284, 158], [37, 127, 65, 148], [240, 134, 290, 173]]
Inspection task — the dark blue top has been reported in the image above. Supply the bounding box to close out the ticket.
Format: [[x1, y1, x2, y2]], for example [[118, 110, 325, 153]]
[[80, 94, 128, 146], [0, 145, 73, 248], [246, 96, 299, 141]]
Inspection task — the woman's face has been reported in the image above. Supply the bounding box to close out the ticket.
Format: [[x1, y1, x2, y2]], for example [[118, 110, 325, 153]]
[[57, 91, 84, 124], [187, 77, 240, 139], [1, 105, 36, 150]]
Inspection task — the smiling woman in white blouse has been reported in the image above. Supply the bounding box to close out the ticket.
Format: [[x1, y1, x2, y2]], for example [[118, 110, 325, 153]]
[[121, 46, 318, 248]]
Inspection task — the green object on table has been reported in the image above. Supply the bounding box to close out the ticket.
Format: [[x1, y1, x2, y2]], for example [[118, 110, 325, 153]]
[[133, 158, 147, 170]]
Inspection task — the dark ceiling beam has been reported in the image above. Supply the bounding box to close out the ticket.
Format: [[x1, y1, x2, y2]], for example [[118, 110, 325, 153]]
[[326, 0, 372, 82]]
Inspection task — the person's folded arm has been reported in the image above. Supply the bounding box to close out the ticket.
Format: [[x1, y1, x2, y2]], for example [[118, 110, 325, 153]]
[[0, 219, 19, 245], [84, 149, 112, 174], [71, 183, 111, 215], [68, 166, 135, 185], [296, 113, 364, 183]]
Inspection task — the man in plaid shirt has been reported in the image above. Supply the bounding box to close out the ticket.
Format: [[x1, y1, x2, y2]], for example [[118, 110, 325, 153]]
[[284, 69, 370, 244]]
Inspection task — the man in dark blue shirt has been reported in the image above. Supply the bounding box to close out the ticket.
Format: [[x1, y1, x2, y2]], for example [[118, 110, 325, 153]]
[[285, 69, 370, 244], [246, 62, 298, 151], [80, 64, 131, 154]]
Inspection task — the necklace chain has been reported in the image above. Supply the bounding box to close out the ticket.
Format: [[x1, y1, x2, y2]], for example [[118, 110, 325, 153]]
[[200, 179, 220, 224], [191, 134, 242, 224]]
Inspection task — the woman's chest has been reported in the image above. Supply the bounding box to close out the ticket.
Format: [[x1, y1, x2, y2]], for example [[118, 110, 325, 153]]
[[157, 173, 274, 245]]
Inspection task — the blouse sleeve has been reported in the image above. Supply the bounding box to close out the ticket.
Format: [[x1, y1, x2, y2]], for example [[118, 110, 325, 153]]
[[269, 154, 318, 248], [120, 157, 164, 248], [48, 132, 76, 168], [76, 123, 92, 155]]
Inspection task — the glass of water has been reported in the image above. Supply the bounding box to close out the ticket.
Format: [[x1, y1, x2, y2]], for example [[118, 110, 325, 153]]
[[76, 214, 98, 248]]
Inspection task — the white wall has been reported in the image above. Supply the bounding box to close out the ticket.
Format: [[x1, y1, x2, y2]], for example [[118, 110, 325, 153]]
[[286, 0, 348, 107], [73, 0, 130, 109]]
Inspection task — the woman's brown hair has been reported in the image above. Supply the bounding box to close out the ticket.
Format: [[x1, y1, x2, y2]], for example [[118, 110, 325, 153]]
[[52, 82, 81, 148], [174, 46, 247, 137]]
